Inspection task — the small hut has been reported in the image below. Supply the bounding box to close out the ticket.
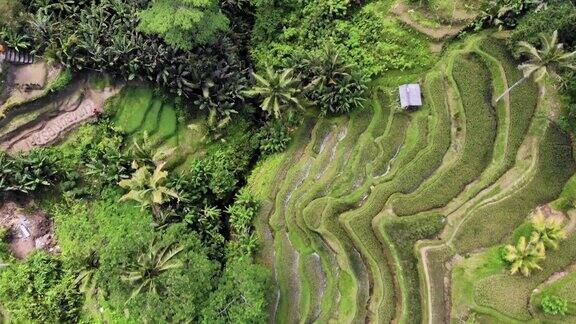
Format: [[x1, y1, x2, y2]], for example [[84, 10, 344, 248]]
[[399, 84, 422, 109]]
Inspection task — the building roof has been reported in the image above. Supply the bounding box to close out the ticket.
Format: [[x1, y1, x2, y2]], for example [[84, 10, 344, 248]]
[[399, 84, 422, 108]]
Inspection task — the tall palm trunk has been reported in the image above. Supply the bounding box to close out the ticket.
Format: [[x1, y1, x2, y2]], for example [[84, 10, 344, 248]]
[[495, 76, 527, 103]]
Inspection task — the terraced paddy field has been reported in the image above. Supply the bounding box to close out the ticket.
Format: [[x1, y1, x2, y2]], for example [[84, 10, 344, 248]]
[[246, 36, 576, 323], [107, 85, 209, 171]]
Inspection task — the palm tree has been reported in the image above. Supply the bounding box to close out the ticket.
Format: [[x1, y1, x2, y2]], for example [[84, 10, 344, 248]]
[[122, 241, 183, 299], [243, 67, 304, 119], [496, 30, 576, 103], [530, 211, 567, 250], [302, 45, 353, 93], [503, 236, 546, 276], [118, 161, 179, 215]]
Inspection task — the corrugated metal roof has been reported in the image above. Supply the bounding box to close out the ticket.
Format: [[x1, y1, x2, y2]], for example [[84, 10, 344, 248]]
[[399, 84, 422, 108]]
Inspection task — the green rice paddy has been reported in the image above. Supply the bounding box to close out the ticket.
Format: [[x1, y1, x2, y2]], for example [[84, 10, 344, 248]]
[[245, 35, 576, 323]]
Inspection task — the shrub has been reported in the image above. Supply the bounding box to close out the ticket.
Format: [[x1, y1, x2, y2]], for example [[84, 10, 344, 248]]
[[257, 120, 292, 155], [200, 258, 270, 323], [0, 252, 82, 323], [250, 1, 431, 77], [0, 0, 31, 50], [0, 149, 60, 194], [226, 189, 261, 259], [48, 191, 222, 322], [174, 121, 258, 205], [23, 0, 249, 109], [137, 0, 229, 50], [0, 227, 10, 260], [470, 0, 548, 31], [44, 120, 131, 196], [0, 0, 23, 30], [48, 68, 72, 93], [541, 294, 568, 316]]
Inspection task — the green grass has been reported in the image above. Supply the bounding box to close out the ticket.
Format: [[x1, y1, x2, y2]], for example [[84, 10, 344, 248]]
[[532, 270, 576, 321], [551, 173, 576, 211], [151, 103, 177, 143], [246, 153, 287, 201], [113, 86, 154, 134], [139, 98, 162, 134], [109, 86, 208, 172], [451, 246, 507, 319], [456, 232, 576, 322]]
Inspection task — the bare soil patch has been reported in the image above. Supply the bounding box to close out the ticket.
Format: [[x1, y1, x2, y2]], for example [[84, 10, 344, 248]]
[[0, 61, 63, 110], [0, 199, 56, 259]]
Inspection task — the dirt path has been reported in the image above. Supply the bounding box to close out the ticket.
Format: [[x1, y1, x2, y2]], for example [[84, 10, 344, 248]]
[[391, 2, 471, 41], [0, 79, 122, 153]]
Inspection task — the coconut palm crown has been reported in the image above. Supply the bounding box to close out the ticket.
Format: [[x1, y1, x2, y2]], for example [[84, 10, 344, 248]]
[[119, 161, 179, 213], [530, 211, 567, 250], [503, 236, 546, 277], [496, 30, 576, 102], [122, 241, 184, 299], [243, 67, 304, 119], [518, 30, 576, 82]]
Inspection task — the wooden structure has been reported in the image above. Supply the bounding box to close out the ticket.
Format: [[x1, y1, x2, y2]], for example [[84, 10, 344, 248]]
[[0, 43, 34, 65]]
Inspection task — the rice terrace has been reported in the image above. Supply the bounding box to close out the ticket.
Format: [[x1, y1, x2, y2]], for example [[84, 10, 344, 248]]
[[1, 0, 576, 323]]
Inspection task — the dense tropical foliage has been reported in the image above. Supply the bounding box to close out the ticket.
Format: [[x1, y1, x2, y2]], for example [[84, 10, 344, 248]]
[[1, 0, 576, 322]]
